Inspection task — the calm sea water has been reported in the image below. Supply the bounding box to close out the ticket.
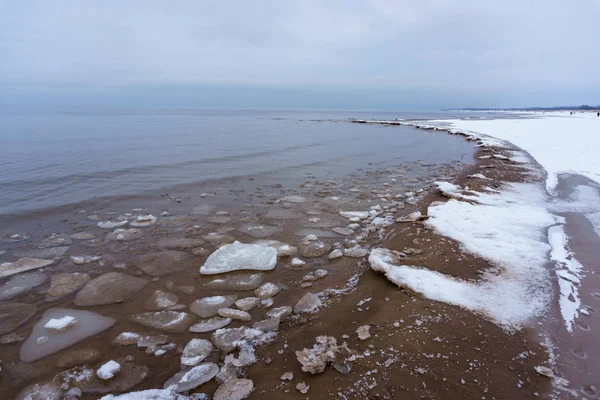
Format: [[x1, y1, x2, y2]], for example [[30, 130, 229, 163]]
[[0, 108, 475, 215]]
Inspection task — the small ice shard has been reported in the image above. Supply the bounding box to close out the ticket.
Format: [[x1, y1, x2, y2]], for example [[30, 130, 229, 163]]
[[47, 272, 90, 298], [200, 241, 277, 275], [131, 251, 192, 277], [97, 220, 128, 229], [328, 249, 344, 259], [290, 257, 306, 267], [97, 360, 121, 380], [370, 216, 394, 228], [70, 231, 97, 240], [280, 195, 306, 203], [74, 272, 147, 306], [144, 289, 179, 311], [0, 258, 54, 278], [211, 327, 263, 352], [70, 255, 102, 265], [190, 295, 237, 318], [295, 335, 352, 374], [106, 228, 142, 241], [535, 366, 555, 378], [137, 334, 168, 349], [204, 273, 264, 290], [339, 211, 369, 220], [266, 306, 293, 320], [294, 293, 321, 314], [44, 316, 78, 332], [343, 246, 368, 258], [314, 269, 328, 279], [259, 298, 274, 308], [298, 240, 331, 258], [332, 227, 354, 236], [356, 325, 371, 340], [296, 382, 310, 394], [181, 338, 214, 366], [0, 302, 37, 335], [129, 214, 157, 227], [131, 311, 195, 332], [113, 332, 141, 346], [280, 371, 294, 380], [396, 211, 423, 222], [235, 297, 260, 311], [20, 308, 115, 363], [56, 348, 101, 367], [254, 282, 280, 299], [164, 362, 219, 392], [214, 378, 254, 400], [189, 317, 232, 333], [15, 382, 62, 400], [0, 272, 47, 300], [218, 308, 252, 321]]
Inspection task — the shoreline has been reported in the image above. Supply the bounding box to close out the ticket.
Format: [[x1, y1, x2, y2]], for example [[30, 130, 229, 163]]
[[246, 121, 556, 399]]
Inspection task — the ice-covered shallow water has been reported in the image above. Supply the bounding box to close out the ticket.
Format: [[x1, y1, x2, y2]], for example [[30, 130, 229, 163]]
[[0, 108, 478, 215]]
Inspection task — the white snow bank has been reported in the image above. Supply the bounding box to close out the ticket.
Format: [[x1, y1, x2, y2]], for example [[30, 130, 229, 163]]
[[548, 225, 584, 333], [437, 112, 600, 193], [371, 181, 562, 329]]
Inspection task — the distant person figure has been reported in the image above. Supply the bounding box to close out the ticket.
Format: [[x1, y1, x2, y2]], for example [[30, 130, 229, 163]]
[[597, 112, 599, 117]]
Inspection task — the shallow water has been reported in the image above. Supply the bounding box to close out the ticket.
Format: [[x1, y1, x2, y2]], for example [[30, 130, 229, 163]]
[[0, 108, 475, 216], [0, 109, 477, 399]]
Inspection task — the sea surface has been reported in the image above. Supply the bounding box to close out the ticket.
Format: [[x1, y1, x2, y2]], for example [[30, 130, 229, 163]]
[[0, 108, 476, 216]]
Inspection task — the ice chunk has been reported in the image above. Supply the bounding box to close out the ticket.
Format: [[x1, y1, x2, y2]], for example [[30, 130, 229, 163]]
[[98, 220, 128, 229], [298, 240, 331, 257], [47, 272, 90, 298], [237, 224, 281, 238], [356, 325, 371, 340], [0, 302, 37, 335], [235, 297, 260, 311], [190, 295, 237, 318], [332, 227, 354, 236], [343, 246, 368, 258], [203, 272, 264, 290], [130, 214, 157, 227], [294, 293, 321, 313], [290, 257, 306, 267], [44, 316, 78, 332], [131, 251, 192, 277], [280, 195, 306, 203], [0, 272, 47, 300], [164, 362, 219, 392], [144, 290, 179, 311], [113, 332, 142, 346], [328, 249, 343, 259], [266, 306, 293, 320], [71, 255, 102, 265], [254, 282, 280, 299], [107, 228, 142, 241], [189, 317, 232, 333], [20, 308, 115, 362], [97, 360, 121, 380], [131, 311, 195, 332], [295, 336, 351, 374], [0, 258, 54, 278], [211, 327, 263, 352], [339, 211, 369, 220], [214, 378, 254, 400], [99, 387, 185, 400], [218, 308, 252, 321], [200, 241, 277, 275], [181, 338, 214, 366], [74, 272, 147, 306], [15, 382, 62, 400], [396, 211, 423, 222]]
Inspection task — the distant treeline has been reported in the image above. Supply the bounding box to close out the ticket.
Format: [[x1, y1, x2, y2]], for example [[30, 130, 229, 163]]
[[450, 105, 600, 111]]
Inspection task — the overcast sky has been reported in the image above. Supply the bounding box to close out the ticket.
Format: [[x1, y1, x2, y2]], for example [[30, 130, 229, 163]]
[[1, 0, 598, 110]]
